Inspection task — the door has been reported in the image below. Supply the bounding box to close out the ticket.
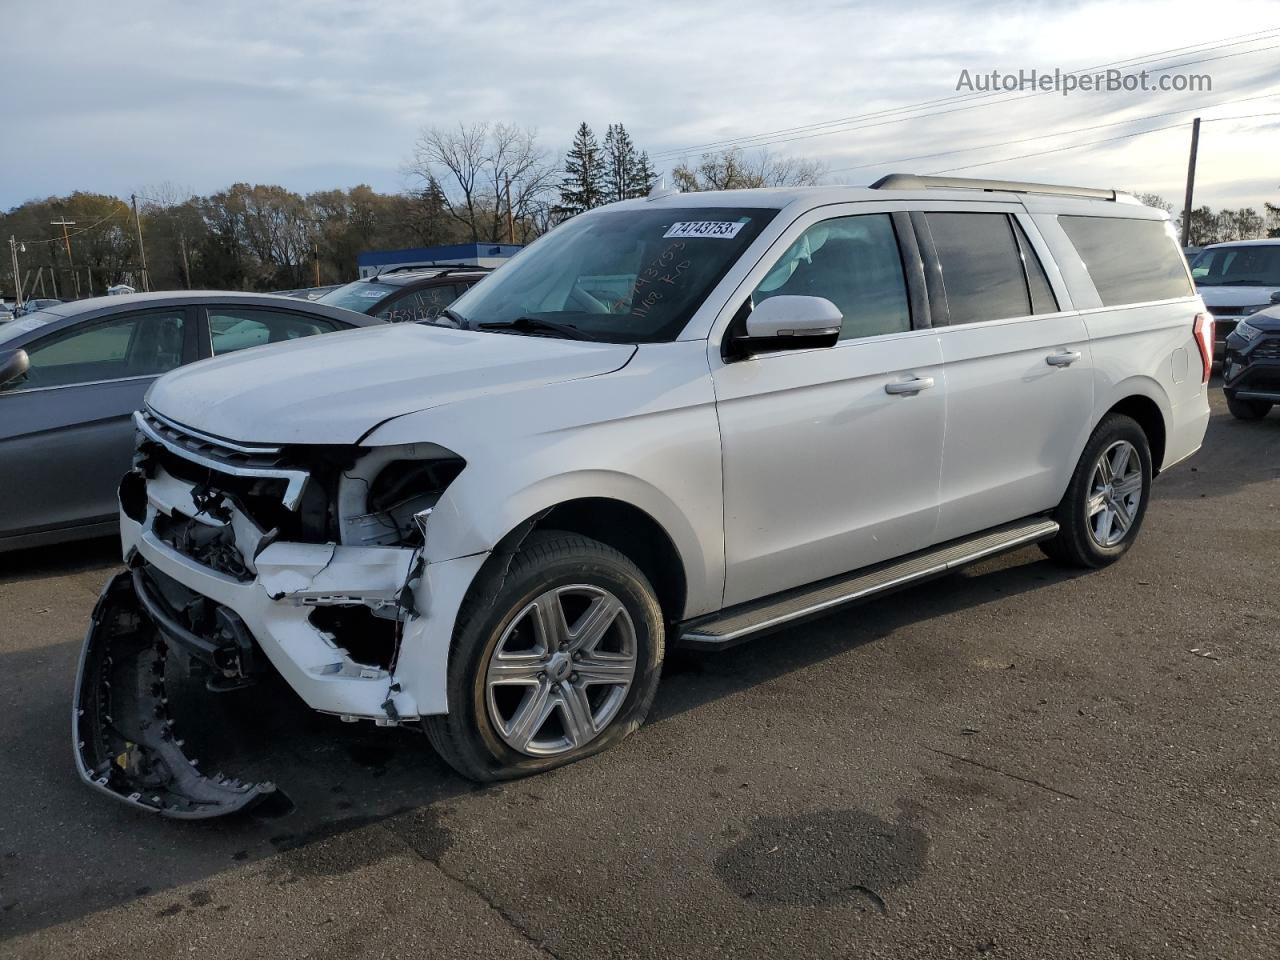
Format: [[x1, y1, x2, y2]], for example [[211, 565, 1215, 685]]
[[201, 305, 344, 358], [712, 210, 946, 607], [0, 307, 194, 540], [915, 209, 1094, 542]]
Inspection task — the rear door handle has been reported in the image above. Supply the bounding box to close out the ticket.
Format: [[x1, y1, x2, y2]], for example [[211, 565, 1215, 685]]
[[1045, 350, 1082, 367], [884, 376, 935, 395]]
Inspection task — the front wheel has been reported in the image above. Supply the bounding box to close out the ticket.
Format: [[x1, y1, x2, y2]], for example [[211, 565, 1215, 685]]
[[1040, 414, 1153, 569], [1225, 394, 1272, 420], [425, 531, 665, 782]]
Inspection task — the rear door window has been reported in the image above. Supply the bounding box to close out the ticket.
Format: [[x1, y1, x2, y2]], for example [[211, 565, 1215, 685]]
[[1058, 216, 1193, 306], [925, 212, 1034, 325], [208, 307, 341, 356]]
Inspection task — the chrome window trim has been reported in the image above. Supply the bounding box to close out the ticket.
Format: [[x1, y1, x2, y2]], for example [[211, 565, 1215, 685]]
[[0, 373, 160, 396]]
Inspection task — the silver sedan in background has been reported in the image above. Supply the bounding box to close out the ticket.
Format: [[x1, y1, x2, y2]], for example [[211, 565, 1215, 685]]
[[0, 291, 385, 552]]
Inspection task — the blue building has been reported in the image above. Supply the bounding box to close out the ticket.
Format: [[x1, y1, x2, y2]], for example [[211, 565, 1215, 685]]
[[357, 242, 523, 278]]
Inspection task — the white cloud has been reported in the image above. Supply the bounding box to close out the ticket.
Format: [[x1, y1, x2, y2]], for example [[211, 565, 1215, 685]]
[[2, 0, 1277, 210]]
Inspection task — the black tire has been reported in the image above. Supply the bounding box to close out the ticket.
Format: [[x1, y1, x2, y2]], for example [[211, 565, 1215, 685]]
[[1225, 394, 1272, 420], [424, 530, 665, 782], [1039, 414, 1153, 569]]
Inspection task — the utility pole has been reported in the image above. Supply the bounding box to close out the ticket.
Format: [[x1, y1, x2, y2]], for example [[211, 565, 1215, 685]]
[[130, 194, 150, 291], [179, 231, 191, 289], [8, 236, 25, 308], [1181, 117, 1201, 249], [50, 218, 80, 298], [504, 175, 515, 244]]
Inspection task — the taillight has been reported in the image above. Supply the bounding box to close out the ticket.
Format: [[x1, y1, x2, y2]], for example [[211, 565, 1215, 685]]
[[1193, 312, 1214, 383]]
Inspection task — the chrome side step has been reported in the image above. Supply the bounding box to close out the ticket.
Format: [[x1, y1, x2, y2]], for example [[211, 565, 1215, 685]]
[[678, 517, 1059, 650]]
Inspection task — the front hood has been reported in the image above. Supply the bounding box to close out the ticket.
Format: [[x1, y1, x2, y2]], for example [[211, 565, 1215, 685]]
[[147, 324, 636, 444], [1197, 284, 1279, 308]]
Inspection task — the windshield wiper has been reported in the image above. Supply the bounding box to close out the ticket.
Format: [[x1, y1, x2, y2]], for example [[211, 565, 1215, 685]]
[[423, 307, 468, 328], [1208, 280, 1271, 286], [476, 316, 599, 341]]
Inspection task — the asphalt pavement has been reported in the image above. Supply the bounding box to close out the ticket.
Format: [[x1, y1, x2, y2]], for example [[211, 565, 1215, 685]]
[[1, 389, 1278, 959]]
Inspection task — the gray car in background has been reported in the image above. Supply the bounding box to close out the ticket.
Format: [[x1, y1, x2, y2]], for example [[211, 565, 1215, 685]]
[[0, 291, 385, 552]]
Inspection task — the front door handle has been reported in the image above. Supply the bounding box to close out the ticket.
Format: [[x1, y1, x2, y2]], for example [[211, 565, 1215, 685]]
[[1045, 350, 1082, 367], [884, 376, 935, 395]]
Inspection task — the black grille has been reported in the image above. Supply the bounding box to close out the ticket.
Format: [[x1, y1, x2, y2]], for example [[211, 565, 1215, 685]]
[[1252, 338, 1280, 361]]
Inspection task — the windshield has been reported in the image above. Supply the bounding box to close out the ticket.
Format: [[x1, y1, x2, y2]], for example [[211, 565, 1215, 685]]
[[1191, 245, 1280, 287], [447, 206, 777, 342], [317, 279, 399, 313]]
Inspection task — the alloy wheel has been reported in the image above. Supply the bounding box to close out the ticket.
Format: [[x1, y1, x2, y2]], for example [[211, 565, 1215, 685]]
[[1086, 439, 1143, 548], [485, 584, 638, 757]]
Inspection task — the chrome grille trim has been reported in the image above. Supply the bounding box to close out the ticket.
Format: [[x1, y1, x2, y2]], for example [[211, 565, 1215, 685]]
[[146, 406, 284, 455], [135, 411, 310, 510]]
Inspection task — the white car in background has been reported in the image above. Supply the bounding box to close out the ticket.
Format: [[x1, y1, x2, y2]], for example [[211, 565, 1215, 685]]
[[75, 174, 1212, 818], [1190, 238, 1280, 357]]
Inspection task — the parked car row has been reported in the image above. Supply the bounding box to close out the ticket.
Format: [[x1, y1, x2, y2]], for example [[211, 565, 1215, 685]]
[[63, 174, 1217, 819]]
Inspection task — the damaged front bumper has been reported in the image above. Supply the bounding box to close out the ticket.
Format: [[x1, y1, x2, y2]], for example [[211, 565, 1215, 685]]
[[73, 569, 283, 818], [74, 444, 485, 818]]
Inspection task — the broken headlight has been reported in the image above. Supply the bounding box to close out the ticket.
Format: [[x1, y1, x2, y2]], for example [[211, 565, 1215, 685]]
[[339, 448, 465, 548]]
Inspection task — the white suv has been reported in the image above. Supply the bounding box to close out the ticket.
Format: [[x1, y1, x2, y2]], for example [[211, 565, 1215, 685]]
[[75, 174, 1212, 817]]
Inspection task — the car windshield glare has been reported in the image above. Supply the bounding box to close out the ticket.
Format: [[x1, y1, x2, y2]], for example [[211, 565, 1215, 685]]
[[448, 206, 777, 342], [317, 280, 399, 312]]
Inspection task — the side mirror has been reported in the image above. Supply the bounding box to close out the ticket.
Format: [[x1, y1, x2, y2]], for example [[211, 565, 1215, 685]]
[[734, 296, 842, 356], [0, 348, 29, 388], [1270, 291, 1280, 305]]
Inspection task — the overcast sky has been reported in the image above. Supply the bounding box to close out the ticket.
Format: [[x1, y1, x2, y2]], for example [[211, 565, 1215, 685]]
[[4, 0, 1278, 211]]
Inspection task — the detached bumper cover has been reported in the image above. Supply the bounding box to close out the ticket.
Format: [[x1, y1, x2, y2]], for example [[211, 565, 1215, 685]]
[[72, 571, 279, 819]]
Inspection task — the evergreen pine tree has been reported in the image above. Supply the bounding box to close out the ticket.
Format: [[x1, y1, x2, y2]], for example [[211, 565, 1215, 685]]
[[558, 122, 605, 217], [603, 123, 639, 203], [629, 150, 658, 198]]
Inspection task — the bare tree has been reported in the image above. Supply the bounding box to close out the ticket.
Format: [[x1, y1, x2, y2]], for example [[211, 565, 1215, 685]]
[[671, 148, 826, 192], [1133, 192, 1173, 213], [409, 122, 556, 243]]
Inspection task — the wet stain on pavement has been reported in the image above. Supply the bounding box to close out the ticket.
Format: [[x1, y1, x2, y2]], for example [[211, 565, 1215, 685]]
[[715, 807, 928, 910]]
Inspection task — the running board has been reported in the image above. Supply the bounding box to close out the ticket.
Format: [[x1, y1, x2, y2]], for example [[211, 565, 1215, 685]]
[[678, 517, 1059, 650]]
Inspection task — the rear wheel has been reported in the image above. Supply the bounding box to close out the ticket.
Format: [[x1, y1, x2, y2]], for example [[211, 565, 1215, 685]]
[[425, 531, 664, 782], [1225, 394, 1272, 420], [1040, 414, 1152, 569]]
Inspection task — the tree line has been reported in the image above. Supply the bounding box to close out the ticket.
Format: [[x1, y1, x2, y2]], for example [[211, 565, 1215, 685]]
[[1, 119, 824, 299], [1134, 193, 1280, 246], [8, 123, 1272, 300]]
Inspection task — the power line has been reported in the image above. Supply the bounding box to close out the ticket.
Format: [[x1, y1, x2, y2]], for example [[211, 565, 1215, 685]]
[[823, 90, 1279, 177], [651, 30, 1280, 160], [14, 201, 128, 245], [927, 111, 1280, 174], [654, 27, 1280, 158]]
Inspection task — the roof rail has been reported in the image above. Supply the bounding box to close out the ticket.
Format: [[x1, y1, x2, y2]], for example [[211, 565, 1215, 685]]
[[870, 173, 1128, 202]]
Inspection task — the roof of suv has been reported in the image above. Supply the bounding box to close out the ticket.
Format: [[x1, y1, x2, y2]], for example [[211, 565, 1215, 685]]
[[613, 174, 1151, 216]]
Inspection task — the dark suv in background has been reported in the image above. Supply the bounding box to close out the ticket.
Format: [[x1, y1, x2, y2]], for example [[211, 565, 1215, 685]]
[[1222, 305, 1280, 420], [316, 266, 488, 322]]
